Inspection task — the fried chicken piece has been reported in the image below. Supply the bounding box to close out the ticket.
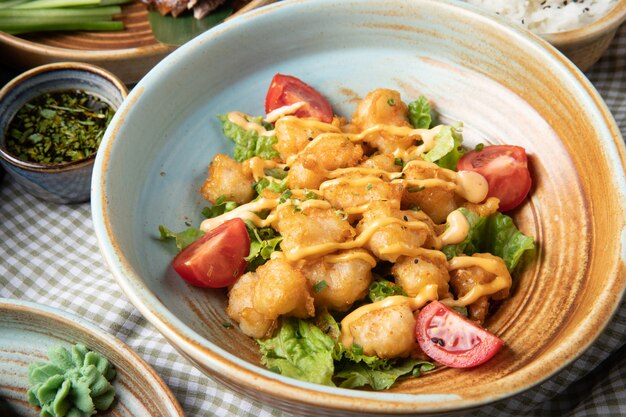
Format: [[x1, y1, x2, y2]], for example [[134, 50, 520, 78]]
[[200, 154, 255, 204], [348, 304, 418, 358], [356, 201, 428, 262], [300, 249, 373, 312], [402, 160, 457, 224], [253, 259, 315, 319], [275, 206, 355, 258], [287, 134, 363, 189], [449, 261, 509, 324], [392, 254, 451, 300], [352, 89, 415, 154], [226, 272, 275, 339]]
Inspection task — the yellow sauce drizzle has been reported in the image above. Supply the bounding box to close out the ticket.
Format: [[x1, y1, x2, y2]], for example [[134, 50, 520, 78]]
[[318, 175, 386, 192], [264, 102, 306, 123], [440, 209, 470, 245], [284, 216, 427, 261], [278, 116, 342, 132], [200, 198, 278, 232], [455, 170, 489, 204], [378, 246, 448, 262], [243, 157, 268, 182], [324, 251, 378, 268], [227, 112, 274, 137], [441, 254, 512, 307]]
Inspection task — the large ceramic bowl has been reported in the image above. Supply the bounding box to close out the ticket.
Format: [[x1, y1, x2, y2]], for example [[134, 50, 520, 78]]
[[92, 0, 626, 415]]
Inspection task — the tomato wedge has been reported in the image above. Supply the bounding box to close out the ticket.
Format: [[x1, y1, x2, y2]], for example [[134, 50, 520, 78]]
[[172, 218, 250, 288], [416, 301, 503, 368], [457, 145, 531, 211], [265, 74, 333, 123]]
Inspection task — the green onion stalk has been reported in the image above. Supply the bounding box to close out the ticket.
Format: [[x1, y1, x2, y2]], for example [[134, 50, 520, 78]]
[[0, 0, 131, 34]]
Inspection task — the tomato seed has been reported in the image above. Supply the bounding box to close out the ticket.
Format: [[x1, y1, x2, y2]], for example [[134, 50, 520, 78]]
[[431, 337, 445, 347]]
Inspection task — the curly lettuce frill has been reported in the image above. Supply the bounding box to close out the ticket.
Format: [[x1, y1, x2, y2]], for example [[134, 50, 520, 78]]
[[27, 343, 116, 417]]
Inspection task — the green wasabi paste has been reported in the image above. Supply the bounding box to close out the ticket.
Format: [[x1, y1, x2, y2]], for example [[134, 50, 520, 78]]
[[27, 343, 116, 417]]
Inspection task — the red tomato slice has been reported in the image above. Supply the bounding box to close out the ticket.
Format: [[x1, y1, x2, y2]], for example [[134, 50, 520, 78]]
[[265, 74, 333, 123], [457, 145, 531, 211], [172, 218, 250, 288], [416, 301, 503, 368]]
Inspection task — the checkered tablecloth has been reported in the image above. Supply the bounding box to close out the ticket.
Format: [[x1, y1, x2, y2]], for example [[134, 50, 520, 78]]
[[1, 24, 626, 417]]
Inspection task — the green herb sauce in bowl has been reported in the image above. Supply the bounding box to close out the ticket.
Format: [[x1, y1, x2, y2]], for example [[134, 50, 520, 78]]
[[5, 90, 114, 165], [0, 62, 127, 204]]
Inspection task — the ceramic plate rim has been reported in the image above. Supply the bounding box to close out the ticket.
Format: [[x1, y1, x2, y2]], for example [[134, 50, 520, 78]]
[[0, 297, 185, 417]]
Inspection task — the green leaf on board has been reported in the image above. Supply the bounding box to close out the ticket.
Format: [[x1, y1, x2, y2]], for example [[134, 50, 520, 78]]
[[147, 6, 232, 46]]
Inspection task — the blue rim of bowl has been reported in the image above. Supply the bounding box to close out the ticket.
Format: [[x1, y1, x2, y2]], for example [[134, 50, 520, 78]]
[[0, 62, 128, 173], [92, 0, 626, 413]]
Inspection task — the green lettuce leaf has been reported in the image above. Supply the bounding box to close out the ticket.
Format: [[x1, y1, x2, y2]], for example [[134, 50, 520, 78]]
[[257, 312, 435, 390], [201, 195, 238, 218], [484, 212, 536, 272], [442, 208, 535, 272], [258, 318, 336, 386], [158, 225, 204, 251], [423, 124, 466, 170], [316, 314, 435, 390], [243, 220, 282, 272], [158, 196, 238, 252], [335, 358, 433, 390], [408, 96, 432, 129], [335, 342, 434, 390], [219, 114, 280, 162]]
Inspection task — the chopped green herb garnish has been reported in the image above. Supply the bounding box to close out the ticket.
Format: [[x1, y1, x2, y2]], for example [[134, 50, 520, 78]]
[[313, 280, 328, 293], [264, 167, 288, 180], [254, 177, 288, 195], [394, 158, 404, 167], [365, 183, 373, 190], [368, 279, 407, 302], [452, 306, 468, 317], [474, 143, 485, 151], [387, 98, 395, 106], [303, 189, 319, 200], [279, 189, 293, 204], [407, 186, 425, 193], [222, 322, 234, 328], [6, 90, 114, 164]]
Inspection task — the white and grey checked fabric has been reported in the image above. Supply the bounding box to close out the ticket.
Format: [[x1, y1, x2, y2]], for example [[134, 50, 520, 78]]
[[1, 24, 625, 417]]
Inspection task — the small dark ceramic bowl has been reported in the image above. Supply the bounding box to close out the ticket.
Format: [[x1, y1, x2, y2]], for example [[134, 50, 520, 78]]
[[0, 62, 127, 204]]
